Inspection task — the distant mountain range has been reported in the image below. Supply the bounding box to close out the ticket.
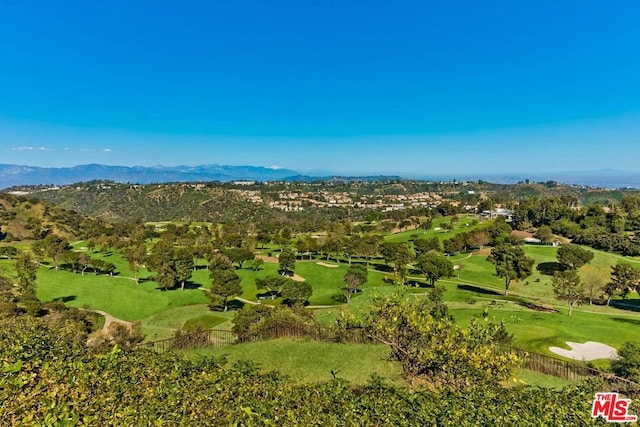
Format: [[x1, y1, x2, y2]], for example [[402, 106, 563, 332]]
[[1, 163, 640, 189], [0, 164, 301, 189]]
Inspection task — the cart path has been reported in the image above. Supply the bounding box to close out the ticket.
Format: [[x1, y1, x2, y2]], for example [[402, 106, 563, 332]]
[[92, 309, 135, 333]]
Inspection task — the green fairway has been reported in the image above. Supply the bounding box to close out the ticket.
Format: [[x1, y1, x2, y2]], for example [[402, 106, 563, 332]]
[[384, 216, 484, 243], [35, 266, 209, 321]]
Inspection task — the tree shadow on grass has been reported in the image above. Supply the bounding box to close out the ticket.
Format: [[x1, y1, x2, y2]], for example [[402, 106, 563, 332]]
[[457, 284, 501, 296], [612, 317, 640, 326], [406, 279, 429, 288], [536, 262, 563, 276], [226, 299, 245, 311], [180, 280, 202, 290], [52, 295, 77, 303], [372, 264, 394, 273]]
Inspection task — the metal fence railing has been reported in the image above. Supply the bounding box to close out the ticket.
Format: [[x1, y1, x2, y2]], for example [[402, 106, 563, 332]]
[[138, 328, 236, 353]]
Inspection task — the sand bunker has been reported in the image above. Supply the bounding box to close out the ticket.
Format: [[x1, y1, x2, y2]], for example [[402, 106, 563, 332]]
[[549, 341, 618, 361], [317, 262, 339, 268]]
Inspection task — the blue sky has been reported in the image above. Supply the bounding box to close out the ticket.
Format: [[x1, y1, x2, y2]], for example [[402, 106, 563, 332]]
[[1, 1, 639, 176]]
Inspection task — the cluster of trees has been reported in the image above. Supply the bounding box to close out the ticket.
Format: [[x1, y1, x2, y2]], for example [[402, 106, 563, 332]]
[[513, 196, 640, 256]]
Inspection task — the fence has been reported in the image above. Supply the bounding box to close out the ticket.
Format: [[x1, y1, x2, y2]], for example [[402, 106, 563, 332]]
[[139, 328, 236, 353], [499, 345, 640, 397]]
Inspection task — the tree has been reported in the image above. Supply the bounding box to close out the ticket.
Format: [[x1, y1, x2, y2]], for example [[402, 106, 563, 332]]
[[281, 281, 312, 306], [379, 241, 413, 285], [147, 238, 177, 290], [487, 244, 534, 295], [487, 217, 512, 242], [413, 237, 441, 256], [356, 234, 381, 267], [415, 252, 454, 287], [468, 230, 490, 249], [353, 290, 520, 389], [255, 275, 291, 299], [278, 248, 296, 276], [14, 252, 40, 315], [222, 247, 255, 269], [174, 247, 194, 290], [124, 242, 147, 284], [533, 225, 553, 243], [552, 270, 586, 316], [15, 251, 37, 296], [582, 269, 607, 305], [0, 246, 18, 259], [208, 256, 242, 312], [343, 264, 368, 303], [556, 245, 594, 271], [607, 263, 640, 304], [33, 235, 70, 270], [443, 235, 465, 254], [611, 342, 640, 383]]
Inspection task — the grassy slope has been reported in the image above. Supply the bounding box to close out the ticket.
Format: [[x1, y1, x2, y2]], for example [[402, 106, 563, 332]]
[[181, 338, 402, 385]]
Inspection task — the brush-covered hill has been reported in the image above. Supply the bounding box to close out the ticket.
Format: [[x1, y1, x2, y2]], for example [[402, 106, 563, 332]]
[[6, 181, 274, 223], [0, 193, 102, 241]]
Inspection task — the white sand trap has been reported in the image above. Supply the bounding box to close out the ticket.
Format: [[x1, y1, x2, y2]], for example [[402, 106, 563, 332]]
[[316, 262, 339, 268], [549, 341, 618, 361]]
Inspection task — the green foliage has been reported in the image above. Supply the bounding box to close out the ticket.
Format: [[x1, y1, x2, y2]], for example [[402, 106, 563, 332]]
[[379, 241, 413, 284], [611, 342, 640, 383], [557, 245, 594, 271], [354, 291, 520, 390], [488, 244, 535, 295], [278, 247, 296, 274], [415, 252, 454, 287], [208, 254, 242, 312], [281, 280, 312, 306], [552, 270, 586, 316], [343, 264, 368, 303], [607, 263, 640, 301], [232, 303, 314, 337]]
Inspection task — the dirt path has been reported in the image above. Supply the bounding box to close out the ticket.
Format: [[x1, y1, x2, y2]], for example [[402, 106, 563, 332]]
[[257, 255, 278, 263], [93, 309, 134, 333]]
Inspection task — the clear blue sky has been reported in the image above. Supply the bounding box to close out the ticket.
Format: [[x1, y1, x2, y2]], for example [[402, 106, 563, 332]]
[[1, 1, 639, 176]]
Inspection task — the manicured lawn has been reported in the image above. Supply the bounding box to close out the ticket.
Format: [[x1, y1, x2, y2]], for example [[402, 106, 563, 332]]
[[181, 338, 403, 385], [384, 216, 485, 244], [451, 304, 640, 361], [139, 304, 233, 341], [34, 266, 208, 321]]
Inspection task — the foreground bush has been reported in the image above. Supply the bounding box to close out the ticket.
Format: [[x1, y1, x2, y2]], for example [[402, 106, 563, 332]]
[[0, 316, 632, 425]]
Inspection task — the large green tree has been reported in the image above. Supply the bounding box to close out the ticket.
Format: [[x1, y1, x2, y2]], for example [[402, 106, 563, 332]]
[[556, 245, 594, 271], [278, 248, 296, 276], [208, 255, 242, 312], [415, 252, 454, 287], [487, 244, 535, 295], [147, 238, 177, 290], [606, 263, 640, 304]]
